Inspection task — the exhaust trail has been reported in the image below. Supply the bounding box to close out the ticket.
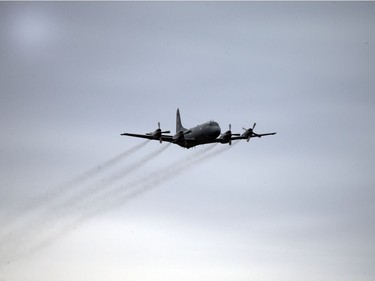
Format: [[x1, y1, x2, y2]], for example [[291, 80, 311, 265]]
[[49, 143, 171, 217], [0, 143, 170, 264], [84, 143, 220, 213], [90, 142, 239, 218], [0, 141, 150, 259], [61, 140, 150, 186], [0, 140, 149, 230], [13, 144, 230, 256], [0, 144, 214, 263], [122, 142, 238, 200], [36, 140, 150, 203], [0, 143, 236, 265]]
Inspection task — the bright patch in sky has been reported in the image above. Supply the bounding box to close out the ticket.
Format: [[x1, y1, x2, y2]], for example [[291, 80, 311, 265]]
[[10, 11, 54, 52]]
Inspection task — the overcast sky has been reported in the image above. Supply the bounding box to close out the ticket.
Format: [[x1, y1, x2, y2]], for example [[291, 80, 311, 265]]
[[0, 2, 374, 281]]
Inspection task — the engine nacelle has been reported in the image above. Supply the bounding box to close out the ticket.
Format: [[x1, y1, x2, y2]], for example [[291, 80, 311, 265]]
[[173, 131, 184, 143]]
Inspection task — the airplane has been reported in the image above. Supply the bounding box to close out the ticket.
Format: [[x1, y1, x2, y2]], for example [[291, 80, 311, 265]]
[[121, 109, 276, 149]]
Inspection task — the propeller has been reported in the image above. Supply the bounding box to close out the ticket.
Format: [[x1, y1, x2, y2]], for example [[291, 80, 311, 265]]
[[147, 122, 171, 143], [157, 122, 171, 134], [223, 124, 240, 145], [242, 123, 256, 142], [230, 124, 240, 135], [157, 122, 171, 143]]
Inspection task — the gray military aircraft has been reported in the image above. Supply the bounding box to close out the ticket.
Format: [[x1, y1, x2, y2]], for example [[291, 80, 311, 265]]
[[121, 109, 276, 148]]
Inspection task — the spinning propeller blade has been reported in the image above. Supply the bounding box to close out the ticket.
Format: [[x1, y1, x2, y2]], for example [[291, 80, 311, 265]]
[[158, 122, 171, 134], [226, 124, 240, 145], [242, 122, 256, 142]]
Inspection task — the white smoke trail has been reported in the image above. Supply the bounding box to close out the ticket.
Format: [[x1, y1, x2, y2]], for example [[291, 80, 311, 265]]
[[0, 140, 149, 229], [119, 142, 238, 203], [0, 142, 238, 265], [80, 143, 220, 213], [11, 143, 234, 258], [0, 143, 169, 264], [49, 144, 171, 217]]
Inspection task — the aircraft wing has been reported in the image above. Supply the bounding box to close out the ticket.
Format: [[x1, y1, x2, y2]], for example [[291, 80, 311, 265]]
[[213, 132, 276, 144], [235, 132, 277, 140], [235, 132, 277, 142], [251, 132, 277, 138], [121, 133, 174, 142]]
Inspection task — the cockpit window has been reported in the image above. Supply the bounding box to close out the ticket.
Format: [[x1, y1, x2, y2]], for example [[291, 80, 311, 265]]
[[209, 121, 218, 126]]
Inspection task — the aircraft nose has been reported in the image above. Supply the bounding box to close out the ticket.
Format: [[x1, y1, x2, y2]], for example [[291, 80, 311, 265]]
[[213, 124, 221, 137]]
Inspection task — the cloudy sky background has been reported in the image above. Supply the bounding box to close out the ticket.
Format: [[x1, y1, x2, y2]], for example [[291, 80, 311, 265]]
[[0, 2, 374, 281]]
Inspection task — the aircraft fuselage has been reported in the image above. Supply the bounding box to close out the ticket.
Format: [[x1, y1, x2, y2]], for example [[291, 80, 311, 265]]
[[176, 121, 221, 148]]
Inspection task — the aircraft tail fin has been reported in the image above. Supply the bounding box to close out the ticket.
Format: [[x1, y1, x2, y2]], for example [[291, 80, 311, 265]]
[[176, 108, 186, 132]]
